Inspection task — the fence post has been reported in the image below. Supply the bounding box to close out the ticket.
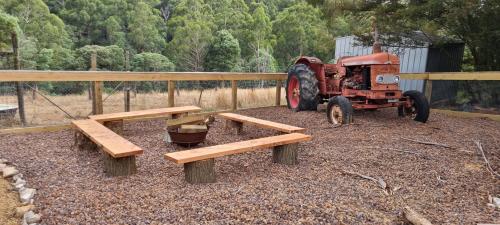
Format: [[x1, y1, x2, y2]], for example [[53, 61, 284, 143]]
[[231, 80, 237, 111], [424, 79, 432, 104], [275, 80, 282, 106], [90, 52, 103, 115], [124, 87, 130, 112], [12, 33, 26, 126], [168, 80, 175, 107]]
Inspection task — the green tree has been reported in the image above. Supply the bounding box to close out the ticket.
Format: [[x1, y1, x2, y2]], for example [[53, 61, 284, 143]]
[[131, 52, 175, 92], [0, 11, 20, 50], [131, 52, 175, 72], [272, 3, 334, 69], [36, 48, 54, 70], [204, 30, 241, 72], [104, 16, 127, 48], [248, 4, 275, 72], [1, 0, 71, 49], [128, 2, 166, 52], [74, 45, 125, 71], [245, 48, 278, 73]]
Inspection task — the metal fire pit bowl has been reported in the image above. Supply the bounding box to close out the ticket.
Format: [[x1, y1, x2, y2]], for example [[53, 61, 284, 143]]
[[167, 126, 209, 147], [0, 104, 18, 120]]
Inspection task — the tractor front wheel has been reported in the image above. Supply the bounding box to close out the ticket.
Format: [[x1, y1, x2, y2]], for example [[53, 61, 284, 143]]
[[286, 64, 319, 111], [327, 96, 353, 125], [398, 90, 430, 123]]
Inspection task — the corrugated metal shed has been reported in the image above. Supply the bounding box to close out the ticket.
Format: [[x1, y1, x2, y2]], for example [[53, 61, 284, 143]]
[[335, 36, 427, 92]]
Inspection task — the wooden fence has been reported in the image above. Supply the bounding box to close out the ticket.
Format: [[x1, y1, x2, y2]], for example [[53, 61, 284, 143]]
[[0, 70, 498, 133]]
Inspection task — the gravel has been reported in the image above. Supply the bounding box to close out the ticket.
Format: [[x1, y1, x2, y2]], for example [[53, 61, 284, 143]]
[[0, 106, 499, 224]]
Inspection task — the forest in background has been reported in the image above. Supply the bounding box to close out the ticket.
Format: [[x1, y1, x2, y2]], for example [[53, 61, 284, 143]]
[[0, 0, 498, 106]]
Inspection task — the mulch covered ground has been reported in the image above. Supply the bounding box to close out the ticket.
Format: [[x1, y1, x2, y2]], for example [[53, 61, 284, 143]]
[[0, 106, 499, 224]]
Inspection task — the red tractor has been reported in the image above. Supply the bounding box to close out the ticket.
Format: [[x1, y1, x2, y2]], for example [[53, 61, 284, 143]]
[[285, 51, 429, 125]]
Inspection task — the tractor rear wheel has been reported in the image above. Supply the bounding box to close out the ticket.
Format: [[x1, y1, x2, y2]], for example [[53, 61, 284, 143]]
[[398, 90, 429, 123], [327, 96, 353, 125], [286, 64, 319, 111]]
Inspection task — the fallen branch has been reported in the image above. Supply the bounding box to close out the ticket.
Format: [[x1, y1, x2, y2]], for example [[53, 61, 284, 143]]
[[401, 137, 452, 149], [474, 140, 500, 179], [403, 206, 433, 225], [341, 170, 392, 195]]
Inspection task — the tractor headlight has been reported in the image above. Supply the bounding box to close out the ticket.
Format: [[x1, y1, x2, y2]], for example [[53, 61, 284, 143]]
[[376, 75, 399, 84], [394, 75, 400, 83]]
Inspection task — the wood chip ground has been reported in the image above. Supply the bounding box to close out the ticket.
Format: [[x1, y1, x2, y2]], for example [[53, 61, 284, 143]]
[[0, 106, 498, 224]]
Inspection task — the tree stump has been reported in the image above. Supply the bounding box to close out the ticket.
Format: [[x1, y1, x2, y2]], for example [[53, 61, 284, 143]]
[[225, 120, 243, 135], [102, 153, 137, 177], [273, 143, 298, 165], [184, 159, 216, 184], [103, 120, 124, 134], [74, 131, 97, 151]]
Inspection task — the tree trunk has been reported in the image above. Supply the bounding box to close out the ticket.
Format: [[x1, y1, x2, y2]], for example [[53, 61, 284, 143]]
[[74, 132, 97, 151], [102, 153, 137, 177], [184, 159, 216, 184], [225, 120, 243, 135], [273, 143, 298, 165], [103, 120, 124, 134]]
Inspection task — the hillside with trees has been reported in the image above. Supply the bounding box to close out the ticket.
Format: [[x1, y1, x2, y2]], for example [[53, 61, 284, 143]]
[[0, 0, 499, 73]]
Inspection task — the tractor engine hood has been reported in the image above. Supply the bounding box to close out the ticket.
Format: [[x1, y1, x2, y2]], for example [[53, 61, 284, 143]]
[[339, 52, 399, 66]]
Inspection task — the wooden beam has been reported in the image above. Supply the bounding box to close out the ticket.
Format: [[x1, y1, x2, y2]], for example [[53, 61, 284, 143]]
[[231, 80, 237, 111], [90, 53, 103, 115], [400, 73, 429, 80], [275, 80, 282, 106], [12, 32, 26, 126], [0, 124, 72, 135], [428, 71, 500, 80], [168, 80, 175, 107], [431, 109, 500, 122], [424, 80, 432, 103], [0, 110, 231, 135], [91, 81, 103, 114], [0, 71, 288, 81]]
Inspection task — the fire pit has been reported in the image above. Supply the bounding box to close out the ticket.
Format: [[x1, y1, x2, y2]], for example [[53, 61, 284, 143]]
[[0, 104, 18, 120], [166, 125, 209, 147]]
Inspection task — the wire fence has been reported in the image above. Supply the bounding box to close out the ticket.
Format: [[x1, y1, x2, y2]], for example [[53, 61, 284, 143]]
[[0, 80, 286, 128], [430, 80, 500, 114]]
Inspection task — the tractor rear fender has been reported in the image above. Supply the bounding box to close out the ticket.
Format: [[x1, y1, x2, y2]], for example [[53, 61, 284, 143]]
[[294, 57, 327, 95]]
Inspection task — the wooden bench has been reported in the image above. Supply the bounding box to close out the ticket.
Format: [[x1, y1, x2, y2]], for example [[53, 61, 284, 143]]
[[218, 113, 305, 134], [88, 106, 202, 133], [72, 119, 143, 176], [164, 133, 312, 184]]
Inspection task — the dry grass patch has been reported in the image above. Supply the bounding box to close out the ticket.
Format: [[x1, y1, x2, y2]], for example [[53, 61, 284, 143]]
[[0, 87, 286, 128]]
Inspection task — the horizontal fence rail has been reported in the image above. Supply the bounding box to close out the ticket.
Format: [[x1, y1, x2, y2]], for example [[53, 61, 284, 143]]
[[0, 70, 499, 132], [0, 71, 288, 81], [0, 71, 499, 81], [400, 72, 500, 80]]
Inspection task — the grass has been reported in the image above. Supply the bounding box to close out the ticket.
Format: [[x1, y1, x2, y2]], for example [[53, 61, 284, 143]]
[[0, 87, 286, 128]]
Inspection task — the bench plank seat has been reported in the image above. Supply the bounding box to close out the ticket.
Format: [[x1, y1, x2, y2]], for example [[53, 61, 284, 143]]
[[164, 133, 311, 164], [72, 119, 143, 157], [89, 106, 202, 122], [218, 113, 305, 133]]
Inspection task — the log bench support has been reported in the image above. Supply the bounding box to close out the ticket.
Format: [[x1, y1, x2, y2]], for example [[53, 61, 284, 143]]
[[102, 153, 137, 177], [74, 131, 97, 151], [103, 120, 124, 134], [165, 133, 311, 184], [72, 119, 143, 177], [225, 120, 243, 135], [272, 143, 298, 165], [184, 159, 216, 184]]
